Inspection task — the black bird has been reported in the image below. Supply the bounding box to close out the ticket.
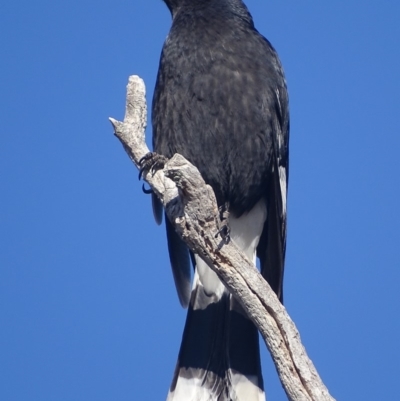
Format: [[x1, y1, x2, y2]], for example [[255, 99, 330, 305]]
[[151, 0, 289, 399]]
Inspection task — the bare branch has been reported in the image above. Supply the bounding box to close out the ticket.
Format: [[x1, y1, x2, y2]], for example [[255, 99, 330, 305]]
[[109, 75, 336, 401]]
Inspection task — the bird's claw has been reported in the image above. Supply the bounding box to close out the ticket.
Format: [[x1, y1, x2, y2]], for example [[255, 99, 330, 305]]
[[215, 202, 230, 245], [138, 152, 168, 180], [142, 183, 153, 194]]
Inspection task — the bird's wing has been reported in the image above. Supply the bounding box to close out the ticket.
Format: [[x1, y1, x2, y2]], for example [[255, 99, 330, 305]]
[[257, 86, 289, 303], [151, 192, 163, 226], [152, 193, 192, 307]]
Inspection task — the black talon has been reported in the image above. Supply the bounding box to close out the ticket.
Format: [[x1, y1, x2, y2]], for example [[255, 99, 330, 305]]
[[138, 154, 150, 165], [138, 167, 145, 180], [139, 152, 168, 180], [138, 152, 154, 180], [215, 225, 230, 242], [138, 152, 168, 180], [142, 184, 153, 194], [215, 202, 231, 245]]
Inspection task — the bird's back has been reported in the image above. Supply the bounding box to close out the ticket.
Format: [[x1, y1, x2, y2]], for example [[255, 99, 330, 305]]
[[152, 1, 288, 216]]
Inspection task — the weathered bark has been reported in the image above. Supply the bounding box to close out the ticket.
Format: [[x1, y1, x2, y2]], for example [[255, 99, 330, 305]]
[[109, 75, 336, 401]]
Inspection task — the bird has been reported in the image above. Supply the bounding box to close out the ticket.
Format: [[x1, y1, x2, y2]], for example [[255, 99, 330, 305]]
[[150, 0, 289, 400]]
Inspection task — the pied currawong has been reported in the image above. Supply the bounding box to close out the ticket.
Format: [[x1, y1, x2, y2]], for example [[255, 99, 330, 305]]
[[151, 0, 289, 400]]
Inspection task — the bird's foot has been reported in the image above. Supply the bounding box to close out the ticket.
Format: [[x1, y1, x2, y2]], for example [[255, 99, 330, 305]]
[[138, 152, 168, 180], [215, 202, 230, 246]]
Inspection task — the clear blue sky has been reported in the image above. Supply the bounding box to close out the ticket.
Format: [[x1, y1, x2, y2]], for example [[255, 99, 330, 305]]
[[1, 1, 399, 400]]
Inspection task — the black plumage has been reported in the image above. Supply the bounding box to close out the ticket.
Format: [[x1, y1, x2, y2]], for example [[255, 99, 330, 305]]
[[151, 0, 289, 399]]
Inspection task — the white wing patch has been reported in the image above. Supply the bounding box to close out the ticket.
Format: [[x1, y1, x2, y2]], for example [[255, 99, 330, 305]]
[[167, 371, 216, 401], [195, 199, 267, 300], [195, 255, 225, 300], [275, 87, 287, 220], [168, 372, 265, 401], [229, 371, 266, 401], [279, 166, 287, 217], [229, 199, 266, 265]]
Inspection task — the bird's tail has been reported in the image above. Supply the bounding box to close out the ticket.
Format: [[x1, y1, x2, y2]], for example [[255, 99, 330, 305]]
[[167, 271, 265, 401]]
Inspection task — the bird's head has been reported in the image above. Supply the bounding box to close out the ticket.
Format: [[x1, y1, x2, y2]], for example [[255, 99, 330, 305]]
[[162, 0, 252, 23]]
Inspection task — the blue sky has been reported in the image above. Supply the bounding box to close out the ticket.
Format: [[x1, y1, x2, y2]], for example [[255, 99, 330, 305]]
[[1, 1, 399, 400]]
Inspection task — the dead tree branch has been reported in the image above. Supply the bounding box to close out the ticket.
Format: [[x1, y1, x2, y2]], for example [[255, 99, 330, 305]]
[[109, 75, 335, 401]]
